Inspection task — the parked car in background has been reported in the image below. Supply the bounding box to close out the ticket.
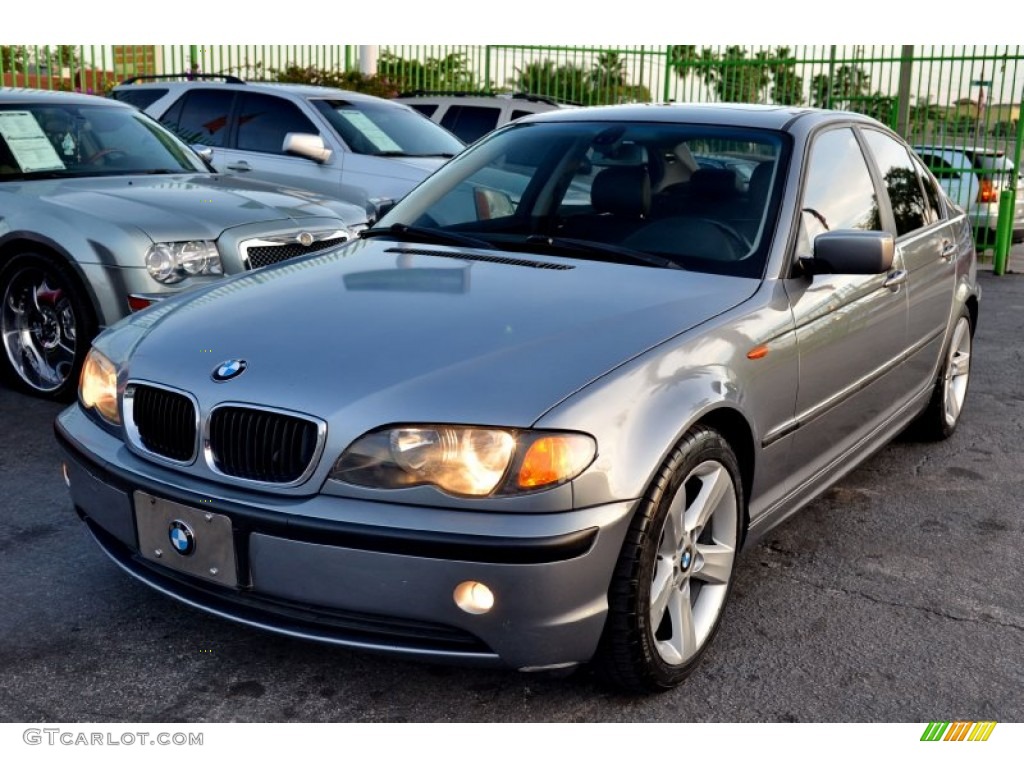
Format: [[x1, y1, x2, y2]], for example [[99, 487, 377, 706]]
[[913, 143, 1024, 244], [0, 88, 368, 400], [112, 76, 465, 217], [395, 91, 570, 144], [59, 104, 978, 693]]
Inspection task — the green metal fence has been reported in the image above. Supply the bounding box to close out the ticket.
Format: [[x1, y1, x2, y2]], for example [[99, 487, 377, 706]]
[[3, 43, 1021, 263]]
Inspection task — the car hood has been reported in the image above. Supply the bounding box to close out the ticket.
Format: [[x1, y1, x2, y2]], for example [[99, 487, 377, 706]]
[[113, 239, 758, 428], [30, 173, 350, 241]]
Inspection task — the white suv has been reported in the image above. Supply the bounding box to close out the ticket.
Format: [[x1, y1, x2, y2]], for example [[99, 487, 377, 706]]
[[395, 91, 570, 144], [112, 76, 466, 217], [913, 144, 1024, 244]]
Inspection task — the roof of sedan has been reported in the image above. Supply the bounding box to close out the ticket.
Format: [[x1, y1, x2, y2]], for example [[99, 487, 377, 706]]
[[516, 102, 863, 130], [0, 88, 130, 107]]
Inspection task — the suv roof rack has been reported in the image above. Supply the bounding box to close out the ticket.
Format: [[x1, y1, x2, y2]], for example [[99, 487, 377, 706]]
[[118, 73, 246, 86]]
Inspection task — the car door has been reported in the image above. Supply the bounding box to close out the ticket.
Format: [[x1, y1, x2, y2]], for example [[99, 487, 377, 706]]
[[782, 127, 909, 491], [224, 91, 344, 199], [861, 129, 958, 395]]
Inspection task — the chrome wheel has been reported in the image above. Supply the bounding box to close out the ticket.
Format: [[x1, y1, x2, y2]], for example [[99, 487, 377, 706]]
[[0, 254, 91, 399], [649, 459, 738, 666], [942, 315, 971, 429]]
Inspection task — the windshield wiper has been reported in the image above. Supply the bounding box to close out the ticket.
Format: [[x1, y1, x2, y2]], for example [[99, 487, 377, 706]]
[[524, 235, 684, 270], [369, 150, 458, 158], [360, 223, 493, 250]]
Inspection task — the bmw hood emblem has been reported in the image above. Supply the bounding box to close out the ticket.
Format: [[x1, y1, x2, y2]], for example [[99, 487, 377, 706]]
[[212, 359, 247, 382], [168, 520, 196, 556]]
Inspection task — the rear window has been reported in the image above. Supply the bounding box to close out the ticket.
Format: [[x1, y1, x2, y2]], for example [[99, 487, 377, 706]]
[[111, 88, 168, 111]]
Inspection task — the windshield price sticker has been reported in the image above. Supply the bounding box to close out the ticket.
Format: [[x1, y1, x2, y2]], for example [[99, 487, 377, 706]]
[[0, 111, 66, 172], [336, 110, 403, 153]]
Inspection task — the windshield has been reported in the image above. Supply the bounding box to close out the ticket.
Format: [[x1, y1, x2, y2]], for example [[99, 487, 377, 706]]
[[0, 103, 207, 180], [374, 120, 788, 277], [312, 99, 464, 157]]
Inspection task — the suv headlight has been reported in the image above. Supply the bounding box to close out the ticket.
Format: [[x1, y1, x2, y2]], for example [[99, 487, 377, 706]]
[[330, 426, 596, 497], [145, 241, 223, 284], [79, 348, 120, 425]]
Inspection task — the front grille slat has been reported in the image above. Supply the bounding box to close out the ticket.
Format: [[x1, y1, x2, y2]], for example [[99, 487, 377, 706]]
[[130, 385, 197, 463], [209, 406, 319, 484], [128, 386, 320, 484]]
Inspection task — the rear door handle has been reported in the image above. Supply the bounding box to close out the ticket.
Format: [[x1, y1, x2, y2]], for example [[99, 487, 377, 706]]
[[883, 270, 907, 291], [226, 161, 251, 172], [940, 240, 957, 261]]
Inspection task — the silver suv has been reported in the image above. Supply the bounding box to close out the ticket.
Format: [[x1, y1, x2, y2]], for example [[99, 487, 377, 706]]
[[395, 91, 569, 144], [112, 76, 465, 215], [0, 88, 367, 400], [913, 144, 1024, 244]]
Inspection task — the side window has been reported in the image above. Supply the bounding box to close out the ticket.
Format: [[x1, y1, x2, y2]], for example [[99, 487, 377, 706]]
[[862, 129, 928, 235], [236, 93, 319, 155], [439, 106, 501, 144], [911, 154, 943, 222], [112, 88, 167, 111], [510, 110, 534, 121], [797, 128, 880, 259], [163, 89, 233, 147], [409, 104, 437, 118]]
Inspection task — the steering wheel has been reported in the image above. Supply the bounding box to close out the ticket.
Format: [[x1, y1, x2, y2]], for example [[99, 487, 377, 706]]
[[698, 218, 753, 256], [85, 148, 129, 165]]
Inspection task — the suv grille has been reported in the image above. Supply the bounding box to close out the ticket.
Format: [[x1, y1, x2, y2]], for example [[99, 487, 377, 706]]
[[129, 385, 198, 462], [208, 407, 321, 483], [242, 233, 349, 269]]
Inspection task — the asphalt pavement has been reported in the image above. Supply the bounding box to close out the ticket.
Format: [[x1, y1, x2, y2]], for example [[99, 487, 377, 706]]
[[0, 252, 1022, 722]]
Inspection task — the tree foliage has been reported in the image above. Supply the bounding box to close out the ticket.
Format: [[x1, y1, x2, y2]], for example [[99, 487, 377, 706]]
[[510, 55, 651, 106], [669, 45, 803, 105]]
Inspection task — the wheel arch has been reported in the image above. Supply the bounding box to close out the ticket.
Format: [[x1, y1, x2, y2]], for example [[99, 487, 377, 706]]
[[0, 232, 103, 328]]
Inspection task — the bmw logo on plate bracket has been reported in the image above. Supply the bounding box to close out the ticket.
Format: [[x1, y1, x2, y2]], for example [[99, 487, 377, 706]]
[[168, 520, 196, 557], [212, 359, 247, 382]]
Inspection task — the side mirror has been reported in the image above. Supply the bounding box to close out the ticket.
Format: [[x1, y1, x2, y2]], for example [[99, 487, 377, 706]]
[[802, 230, 894, 275], [283, 133, 332, 163], [192, 144, 214, 163], [473, 186, 516, 220]]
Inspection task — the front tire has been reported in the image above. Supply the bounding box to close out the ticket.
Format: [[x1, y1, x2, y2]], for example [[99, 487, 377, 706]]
[[0, 251, 95, 401], [595, 426, 743, 692]]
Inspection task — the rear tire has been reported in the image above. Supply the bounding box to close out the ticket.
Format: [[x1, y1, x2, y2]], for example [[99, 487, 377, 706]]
[[595, 425, 743, 693], [0, 251, 95, 401], [911, 307, 973, 441]]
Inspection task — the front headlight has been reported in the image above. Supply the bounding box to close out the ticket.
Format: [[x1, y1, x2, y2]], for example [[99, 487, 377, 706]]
[[331, 425, 596, 497], [79, 348, 120, 425], [145, 241, 223, 284]]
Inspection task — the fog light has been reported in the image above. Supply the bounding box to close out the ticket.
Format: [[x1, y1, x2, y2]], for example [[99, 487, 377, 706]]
[[61, 462, 70, 487], [453, 580, 494, 615]]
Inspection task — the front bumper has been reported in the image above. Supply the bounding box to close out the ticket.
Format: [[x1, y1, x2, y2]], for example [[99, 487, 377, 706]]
[[55, 406, 636, 670]]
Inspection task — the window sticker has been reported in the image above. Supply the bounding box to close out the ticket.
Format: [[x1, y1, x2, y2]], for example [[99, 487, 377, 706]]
[[336, 110, 403, 153], [0, 111, 66, 172]]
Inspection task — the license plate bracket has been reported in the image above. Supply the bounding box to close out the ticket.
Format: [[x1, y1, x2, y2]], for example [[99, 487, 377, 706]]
[[134, 491, 238, 588]]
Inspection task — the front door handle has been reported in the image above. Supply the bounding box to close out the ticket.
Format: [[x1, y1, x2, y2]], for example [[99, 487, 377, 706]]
[[226, 161, 251, 172], [940, 240, 957, 262], [883, 269, 907, 291]]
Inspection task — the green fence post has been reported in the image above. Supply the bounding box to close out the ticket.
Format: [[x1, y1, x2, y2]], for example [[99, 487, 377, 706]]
[[189, 45, 198, 78], [993, 190, 1014, 275]]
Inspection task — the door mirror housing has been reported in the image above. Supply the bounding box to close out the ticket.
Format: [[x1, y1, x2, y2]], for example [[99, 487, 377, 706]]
[[283, 133, 332, 163], [802, 230, 895, 275]]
